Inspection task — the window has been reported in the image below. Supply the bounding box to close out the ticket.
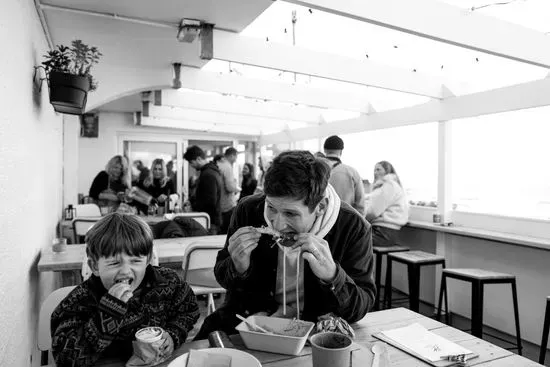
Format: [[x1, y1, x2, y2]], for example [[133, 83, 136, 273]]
[[452, 107, 550, 219]]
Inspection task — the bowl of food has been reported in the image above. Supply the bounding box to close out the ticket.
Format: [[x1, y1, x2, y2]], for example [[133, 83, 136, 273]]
[[236, 315, 314, 355]]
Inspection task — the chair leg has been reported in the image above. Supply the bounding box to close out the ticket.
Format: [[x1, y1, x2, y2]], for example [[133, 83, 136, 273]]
[[41, 350, 48, 366], [384, 258, 393, 309], [509, 280, 522, 355], [540, 299, 550, 364], [437, 274, 447, 323], [374, 252, 383, 311], [471, 281, 484, 338], [407, 264, 421, 313], [207, 294, 216, 315]]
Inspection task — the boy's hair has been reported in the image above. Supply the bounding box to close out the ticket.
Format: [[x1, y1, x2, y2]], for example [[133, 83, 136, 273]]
[[183, 145, 206, 162], [85, 213, 153, 262], [264, 150, 330, 212]]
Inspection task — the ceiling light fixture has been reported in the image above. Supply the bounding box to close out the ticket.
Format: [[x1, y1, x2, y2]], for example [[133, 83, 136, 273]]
[[177, 19, 202, 43]]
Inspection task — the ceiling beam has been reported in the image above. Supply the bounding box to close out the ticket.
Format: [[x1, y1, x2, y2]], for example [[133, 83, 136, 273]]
[[213, 30, 446, 98], [261, 77, 550, 144], [151, 89, 323, 124], [141, 102, 311, 130], [137, 114, 263, 136], [287, 0, 550, 68], [173, 67, 372, 113]]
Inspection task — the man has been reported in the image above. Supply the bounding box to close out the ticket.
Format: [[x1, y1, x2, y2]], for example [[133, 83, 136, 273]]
[[132, 160, 150, 186], [183, 146, 223, 234], [217, 147, 239, 234], [323, 135, 366, 215], [194, 150, 375, 339]]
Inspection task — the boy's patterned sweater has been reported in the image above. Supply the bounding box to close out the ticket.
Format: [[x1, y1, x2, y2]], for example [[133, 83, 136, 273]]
[[51, 266, 199, 367]]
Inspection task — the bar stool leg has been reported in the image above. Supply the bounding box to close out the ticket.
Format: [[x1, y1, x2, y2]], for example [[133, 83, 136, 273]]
[[510, 280, 522, 355], [374, 251, 383, 311], [540, 298, 550, 364], [471, 281, 484, 338], [408, 264, 421, 312], [442, 263, 450, 325], [437, 273, 447, 323], [384, 258, 393, 309]]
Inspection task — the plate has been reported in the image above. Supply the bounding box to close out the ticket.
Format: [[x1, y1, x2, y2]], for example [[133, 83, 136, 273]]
[[167, 348, 261, 367]]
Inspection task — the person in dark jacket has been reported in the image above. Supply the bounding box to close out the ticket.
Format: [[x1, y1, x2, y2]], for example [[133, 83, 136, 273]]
[[184, 146, 223, 234], [89, 155, 132, 213], [238, 162, 258, 202], [194, 150, 375, 339], [51, 213, 199, 367]]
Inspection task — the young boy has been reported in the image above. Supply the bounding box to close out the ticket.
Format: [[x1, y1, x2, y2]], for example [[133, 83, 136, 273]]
[[51, 213, 200, 367]]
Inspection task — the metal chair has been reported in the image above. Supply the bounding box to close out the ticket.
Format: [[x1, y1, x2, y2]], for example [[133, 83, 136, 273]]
[[75, 203, 101, 217], [38, 286, 76, 366], [72, 218, 100, 244], [168, 212, 211, 230], [182, 240, 226, 315], [540, 296, 550, 364]]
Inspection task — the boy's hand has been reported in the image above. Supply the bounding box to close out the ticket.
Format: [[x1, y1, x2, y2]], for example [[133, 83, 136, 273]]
[[108, 282, 133, 302], [159, 331, 174, 358]]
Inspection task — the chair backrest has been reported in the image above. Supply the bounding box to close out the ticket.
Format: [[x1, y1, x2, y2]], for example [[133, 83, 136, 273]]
[[182, 241, 225, 280], [170, 212, 210, 230], [72, 218, 100, 244], [75, 203, 101, 217], [81, 247, 160, 281], [38, 286, 77, 353]]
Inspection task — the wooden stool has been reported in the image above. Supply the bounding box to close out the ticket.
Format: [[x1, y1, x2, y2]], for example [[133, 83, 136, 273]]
[[539, 296, 550, 364], [384, 250, 446, 312], [372, 245, 410, 310], [436, 268, 522, 355]]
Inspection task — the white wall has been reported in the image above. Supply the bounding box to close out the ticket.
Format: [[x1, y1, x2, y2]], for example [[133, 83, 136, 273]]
[[0, 0, 63, 365]]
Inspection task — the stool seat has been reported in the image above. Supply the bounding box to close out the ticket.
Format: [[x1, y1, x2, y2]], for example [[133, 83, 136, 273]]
[[443, 268, 515, 280], [373, 245, 410, 254], [388, 250, 445, 264]]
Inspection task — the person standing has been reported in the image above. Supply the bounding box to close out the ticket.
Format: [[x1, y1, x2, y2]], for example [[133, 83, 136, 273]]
[[183, 146, 223, 234], [238, 162, 258, 201], [218, 147, 239, 234], [323, 135, 366, 215]]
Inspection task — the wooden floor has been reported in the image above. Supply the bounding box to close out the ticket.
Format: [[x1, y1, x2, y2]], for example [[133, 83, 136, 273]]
[[188, 290, 550, 366]]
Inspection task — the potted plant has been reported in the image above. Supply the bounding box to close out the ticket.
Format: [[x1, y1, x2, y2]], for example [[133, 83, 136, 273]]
[[42, 40, 102, 115]]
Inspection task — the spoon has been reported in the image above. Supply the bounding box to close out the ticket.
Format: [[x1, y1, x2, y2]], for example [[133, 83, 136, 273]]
[[236, 314, 272, 334], [371, 343, 384, 367]]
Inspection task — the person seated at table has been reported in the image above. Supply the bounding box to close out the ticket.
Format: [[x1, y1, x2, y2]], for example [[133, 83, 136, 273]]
[[89, 155, 132, 213], [194, 150, 375, 339], [51, 213, 200, 367], [238, 162, 258, 202], [365, 161, 409, 247], [137, 158, 177, 213]]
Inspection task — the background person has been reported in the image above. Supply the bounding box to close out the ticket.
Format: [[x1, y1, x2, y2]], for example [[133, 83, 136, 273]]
[[365, 161, 409, 247], [218, 147, 240, 234], [323, 135, 366, 215], [238, 162, 257, 201], [139, 158, 176, 211], [89, 155, 132, 213], [194, 150, 375, 339], [183, 146, 223, 234]]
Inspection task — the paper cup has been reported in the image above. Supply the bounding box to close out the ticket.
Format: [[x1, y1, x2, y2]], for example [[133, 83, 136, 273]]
[[310, 332, 353, 367], [135, 326, 163, 344]]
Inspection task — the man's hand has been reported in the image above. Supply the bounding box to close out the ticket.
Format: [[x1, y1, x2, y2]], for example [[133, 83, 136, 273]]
[[227, 226, 261, 274], [292, 234, 337, 282], [108, 282, 133, 303]]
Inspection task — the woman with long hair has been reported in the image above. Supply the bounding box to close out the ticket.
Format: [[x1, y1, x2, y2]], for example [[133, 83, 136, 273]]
[[238, 162, 258, 201], [365, 161, 409, 247], [140, 158, 176, 206], [89, 155, 131, 212]]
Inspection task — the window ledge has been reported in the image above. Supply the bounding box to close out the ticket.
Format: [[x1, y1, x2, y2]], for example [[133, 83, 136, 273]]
[[406, 220, 550, 251]]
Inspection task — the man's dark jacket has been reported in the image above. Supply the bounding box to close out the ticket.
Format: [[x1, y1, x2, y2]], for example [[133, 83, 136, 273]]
[[192, 162, 222, 227], [196, 194, 375, 338]]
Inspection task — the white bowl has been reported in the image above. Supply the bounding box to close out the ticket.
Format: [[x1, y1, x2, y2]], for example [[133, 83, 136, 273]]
[[236, 315, 314, 356]]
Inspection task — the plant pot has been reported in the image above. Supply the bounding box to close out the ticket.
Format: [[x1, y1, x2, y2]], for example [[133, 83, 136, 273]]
[[48, 71, 90, 115]]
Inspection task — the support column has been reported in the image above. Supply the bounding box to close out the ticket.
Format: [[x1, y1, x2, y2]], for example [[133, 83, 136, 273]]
[[435, 120, 453, 307]]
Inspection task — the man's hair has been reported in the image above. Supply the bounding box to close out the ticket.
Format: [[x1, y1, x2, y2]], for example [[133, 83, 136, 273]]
[[85, 213, 153, 262], [183, 145, 205, 161], [264, 150, 330, 212], [224, 147, 237, 157], [213, 154, 224, 163]]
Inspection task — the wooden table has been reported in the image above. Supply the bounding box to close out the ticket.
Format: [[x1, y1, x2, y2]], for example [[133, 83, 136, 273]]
[[60, 215, 167, 243], [38, 235, 226, 286], [94, 307, 542, 366]]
